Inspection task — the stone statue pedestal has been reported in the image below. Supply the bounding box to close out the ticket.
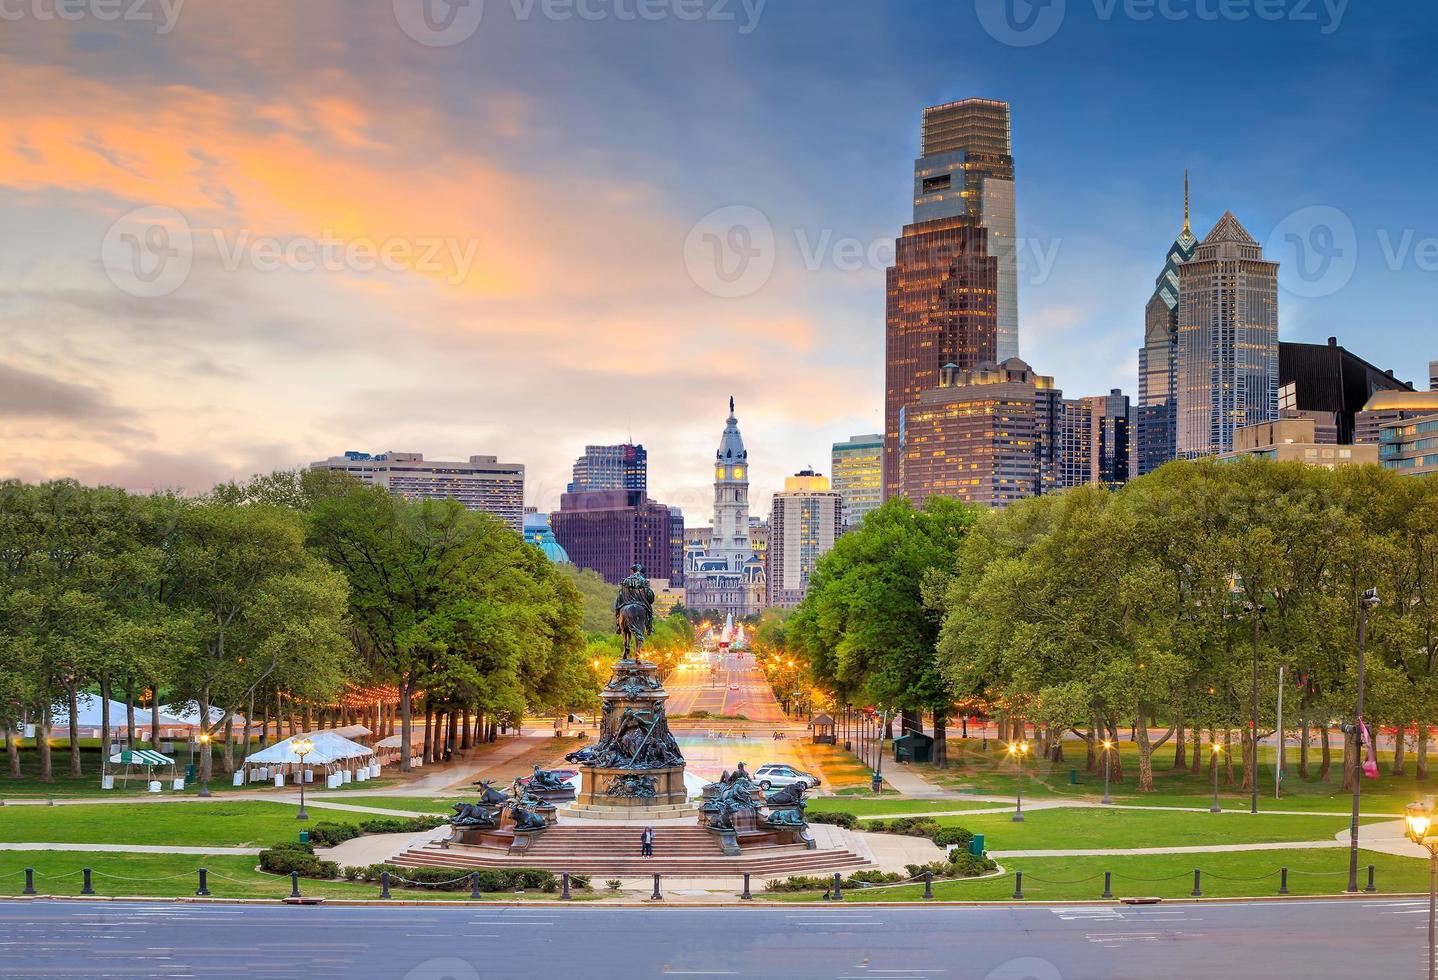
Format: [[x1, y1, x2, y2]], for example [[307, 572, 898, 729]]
[[574, 658, 689, 812]]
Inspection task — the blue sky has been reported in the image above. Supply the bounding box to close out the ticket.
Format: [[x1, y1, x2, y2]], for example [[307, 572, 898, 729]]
[[1, 0, 1433, 515]]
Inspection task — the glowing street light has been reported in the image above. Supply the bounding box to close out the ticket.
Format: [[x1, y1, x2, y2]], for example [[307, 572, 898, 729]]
[[1100, 738, 1114, 805], [197, 732, 212, 798], [1210, 741, 1224, 813], [293, 737, 314, 821], [1007, 741, 1031, 822], [1406, 799, 1438, 980]]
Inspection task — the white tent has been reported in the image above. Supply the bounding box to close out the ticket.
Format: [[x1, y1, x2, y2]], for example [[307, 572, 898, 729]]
[[242, 731, 377, 788], [50, 694, 193, 737]]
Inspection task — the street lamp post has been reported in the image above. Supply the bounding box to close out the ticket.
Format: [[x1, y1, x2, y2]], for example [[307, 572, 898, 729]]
[[293, 737, 313, 821], [1101, 739, 1114, 805], [1008, 741, 1030, 822], [1245, 601, 1264, 816], [1210, 740, 1223, 813], [1406, 800, 1438, 980], [1349, 588, 1381, 893], [871, 710, 890, 794], [197, 732, 211, 798]]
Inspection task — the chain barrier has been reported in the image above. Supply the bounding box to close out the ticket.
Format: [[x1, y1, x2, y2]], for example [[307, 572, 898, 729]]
[[90, 871, 198, 882]]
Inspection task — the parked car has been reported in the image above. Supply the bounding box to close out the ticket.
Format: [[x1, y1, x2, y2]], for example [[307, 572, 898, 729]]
[[754, 763, 820, 790]]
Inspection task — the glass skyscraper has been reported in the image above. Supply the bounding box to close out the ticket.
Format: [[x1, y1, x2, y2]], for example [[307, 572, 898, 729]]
[[1175, 212, 1280, 458], [830, 433, 883, 529], [1136, 175, 1198, 475]]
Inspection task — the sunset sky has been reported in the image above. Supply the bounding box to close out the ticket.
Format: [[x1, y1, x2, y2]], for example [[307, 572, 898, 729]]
[[3, 0, 1435, 518]]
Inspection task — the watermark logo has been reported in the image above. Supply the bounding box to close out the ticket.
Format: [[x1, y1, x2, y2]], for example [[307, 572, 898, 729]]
[[983, 957, 1063, 979], [0, 0, 186, 33], [976, 0, 1066, 47], [401, 958, 480, 980], [393, 0, 486, 46], [683, 204, 775, 298], [101, 205, 194, 298], [1266, 205, 1357, 298]]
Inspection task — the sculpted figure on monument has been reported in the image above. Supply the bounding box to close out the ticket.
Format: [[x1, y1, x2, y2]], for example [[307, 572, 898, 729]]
[[614, 563, 655, 660]]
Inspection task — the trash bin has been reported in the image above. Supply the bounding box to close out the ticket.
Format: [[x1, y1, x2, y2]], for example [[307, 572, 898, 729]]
[[969, 834, 985, 856], [298, 830, 309, 844], [1068, 768, 1078, 785]]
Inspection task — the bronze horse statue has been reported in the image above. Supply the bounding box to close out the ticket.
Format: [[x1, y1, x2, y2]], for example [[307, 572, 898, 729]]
[[614, 563, 655, 660]]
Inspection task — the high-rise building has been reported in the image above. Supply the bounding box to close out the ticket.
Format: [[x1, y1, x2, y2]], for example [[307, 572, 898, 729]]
[[1175, 212, 1280, 458], [767, 471, 843, 609], [830, 434, 883, 529], [567, 443, 647, 494], [1379, 414, 1438, 477], [1221, 418, 1377, 469], [310, 451, 525, 532], [1278, 338, 1413, 444], [899, 358, 1061, 508], [916, 98, 1018, 362], [884, 98, 1016, 499], [685, 399, 765, 617], [550, 489, 679, 585], [1061, 390, 1132, 490], [1136, 174, 1199, 476]]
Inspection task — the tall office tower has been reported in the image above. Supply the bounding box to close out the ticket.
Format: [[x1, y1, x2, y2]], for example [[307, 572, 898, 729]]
[[550, 489, 679, 585], [685, 399, 765, 617], [1136, 174, 1199, 475], [567, 443, 647, 494], [311, 451, 525, 532], [830, 434, 883, 529], [916, 99, 1019, 362], [766, 470, 844, 609], [1278, 337, 1413, 444], [1175, 212, 1280, 458], [899, 358, 1061, 508], [883, 99, 1014, 499], [1061, 390, 1133, 489], [667, 506, 685, 588]]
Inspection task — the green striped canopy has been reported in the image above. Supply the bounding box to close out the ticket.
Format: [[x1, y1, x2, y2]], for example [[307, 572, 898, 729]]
[[109, 749, 174, 765]]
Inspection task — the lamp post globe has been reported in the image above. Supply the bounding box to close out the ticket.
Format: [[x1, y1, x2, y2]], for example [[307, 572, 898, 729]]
[[294, 737, 313, 821], [1210, 741, 1223, 813], [1101, 739, 1114, 805], [1010, 741, 1029, 822], [1405, 799, 1438, 980], [197, 732, 211, 798]]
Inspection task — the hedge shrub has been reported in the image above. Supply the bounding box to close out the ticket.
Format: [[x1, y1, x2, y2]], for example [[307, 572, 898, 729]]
[[355, 864, 559, 893], [932, 826, 974, 848], [259, 843, 339, 879], [307, 821, 361, 847], [357, 816, 448, 835], [807, 811, 858, 829]]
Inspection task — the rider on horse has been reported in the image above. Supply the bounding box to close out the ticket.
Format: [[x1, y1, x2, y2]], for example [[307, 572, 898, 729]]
[[614, 563, 655, 659]]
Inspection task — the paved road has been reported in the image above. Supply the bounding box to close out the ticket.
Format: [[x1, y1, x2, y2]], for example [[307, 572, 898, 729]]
[[1, 898, 1429, 979], [666, 651, 787, 726]]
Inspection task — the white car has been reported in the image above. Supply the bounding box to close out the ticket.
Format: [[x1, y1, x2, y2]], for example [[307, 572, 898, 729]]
[[754, 764, 821, 791]]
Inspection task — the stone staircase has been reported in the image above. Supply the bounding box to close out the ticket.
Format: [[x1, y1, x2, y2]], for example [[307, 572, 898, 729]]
[[388, 825, 870, 878]]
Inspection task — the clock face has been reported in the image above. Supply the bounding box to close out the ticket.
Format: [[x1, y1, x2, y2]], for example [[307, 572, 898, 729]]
[[732, 466, 745, 480], [715, 466, 726, 481]]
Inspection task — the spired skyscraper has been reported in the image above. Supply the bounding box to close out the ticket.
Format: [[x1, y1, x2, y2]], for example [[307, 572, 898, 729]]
[[684, 398, 765, 618], [1136, 174, 1199, 475], [884, 98, 1017, 497], [1175, 212, 1280, 458]]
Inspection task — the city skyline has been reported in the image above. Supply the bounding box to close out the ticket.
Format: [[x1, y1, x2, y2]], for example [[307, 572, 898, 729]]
[[3, 2, 1436, 514]]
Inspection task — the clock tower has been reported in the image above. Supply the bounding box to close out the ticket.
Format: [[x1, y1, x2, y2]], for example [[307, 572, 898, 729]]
[[709, 396, 752, 564]]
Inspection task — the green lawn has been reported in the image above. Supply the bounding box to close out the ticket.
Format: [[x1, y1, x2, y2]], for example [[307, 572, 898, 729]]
[[808, 797, 999, 817], [0, 851, 594, 901], [929, 806, 1381, 851], [766, 848, 1429, 903], [0, 801, 312, 847], [312, 795, 464, 814]]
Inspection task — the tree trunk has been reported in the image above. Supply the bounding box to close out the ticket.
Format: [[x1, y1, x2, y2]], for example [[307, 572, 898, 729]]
[[66, 684, 83, 778], [1241, 727, 1255, 794], [244, 693, 255, 763], [933, 709, 948, 767], [150, 684, 162, 747], [100, 675, 112, 751], [222, 713, 235, 774], [1341, 725, 1359, 792], [1172, 714, 1186, 772], [1135, 707, 1156, 792], [1393, 725, 1408, 776], [198, 685, 213, 786], [901, 708, 923, 736], [125, 688, 136, 747], [1419, 726, 1430, 781], [1319, 725, 1332, 781], [5, 725, 20, 778], [1222, 730, 1234, 785], [461, 708, 473, 750], [1190, 726, 1203, 775], [398, 674, 413, 772], [37, 707, 53, 781], [1083, 720, 1097, 773], [1299, 718, 1310, 779]]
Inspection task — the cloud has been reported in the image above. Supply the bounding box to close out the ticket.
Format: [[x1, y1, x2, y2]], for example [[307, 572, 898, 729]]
[[0, 361, 127, 420]]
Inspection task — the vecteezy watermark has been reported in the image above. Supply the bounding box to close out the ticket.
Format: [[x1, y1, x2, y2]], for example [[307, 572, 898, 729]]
[[1266, 205, 1438, 299], [101, 206, 481, 297], [401, 958, 480, 980], [393, 0, 764, 46], [0, 0, 185, 33], [983, 957, 1063, 980], [978, 0, 1347, 46], [683, 205, 1061, 298]]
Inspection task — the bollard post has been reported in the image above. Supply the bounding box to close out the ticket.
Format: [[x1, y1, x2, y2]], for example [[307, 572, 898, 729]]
[[23, 868, 36, 895], [289, 870, 301, 899], [561, 872, 571, 900], [380, 871, 391, 899], [1278, 868, 1288, 895], [922, 870, 934, 900], [196, 868, 210, 897], [741, 873, 752, 901], [1102, 871, 1113, 900], [831, 872, 843, 902], [1365, 864, 1376, 893], [81, 868, 94, 896], [651, 873, 662, 901], [1012, 871, 1023, 900], [470, 872, 481, 900], [1190, 869, 1201, 897]]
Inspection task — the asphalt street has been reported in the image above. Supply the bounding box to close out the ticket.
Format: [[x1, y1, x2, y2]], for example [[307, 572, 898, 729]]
[[0, 898, 1428, 980]]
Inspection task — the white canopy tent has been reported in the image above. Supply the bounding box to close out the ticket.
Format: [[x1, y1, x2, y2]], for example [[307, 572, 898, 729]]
[[49, 695, 193, 740], [241, 731, 378, 789]]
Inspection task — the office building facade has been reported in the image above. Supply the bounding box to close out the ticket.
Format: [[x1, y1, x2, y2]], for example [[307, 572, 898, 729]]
[[567, 443, 647, 494], [311, 451, 525, 532], [766, 470, 844, 609], [1136, 175, 1199, 475], [1221, 418, 1377, 469], [898, 358, 1061, 508], [1380, 415, 1438, 477], [1175, 212, 1280, 458], [830, 434, 883, 528], [550, 489, 679, 585], [1278, 338, 1413, 444], [1356, 390, 1438, 445], [1061, 389, 1132, 490]]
